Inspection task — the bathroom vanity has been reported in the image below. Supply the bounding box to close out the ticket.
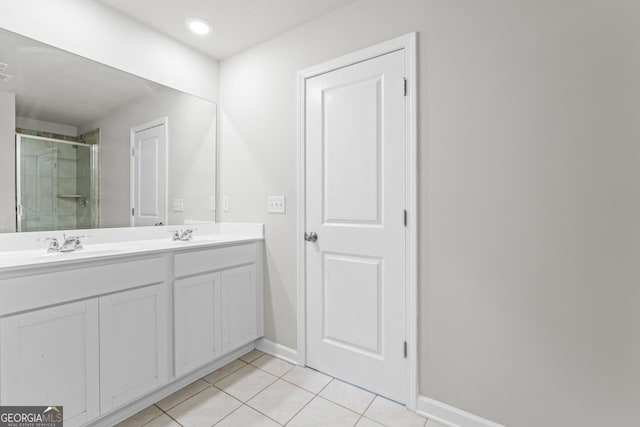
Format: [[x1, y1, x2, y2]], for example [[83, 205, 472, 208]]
[[0, 224, 264, 427]]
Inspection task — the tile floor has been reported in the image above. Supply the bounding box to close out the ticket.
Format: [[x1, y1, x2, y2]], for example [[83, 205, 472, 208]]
[[117, 349, 444, 427]]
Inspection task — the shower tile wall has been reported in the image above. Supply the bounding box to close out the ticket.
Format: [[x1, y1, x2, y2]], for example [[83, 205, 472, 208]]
[[19, 132, 98, 232], [20, 138, 78, 231], [20, 139, 57, 231]]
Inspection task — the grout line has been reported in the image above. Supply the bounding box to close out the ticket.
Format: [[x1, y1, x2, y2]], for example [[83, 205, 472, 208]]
[[211, 388, 283, 426], [201, 359, 248, 385], [210, 404, 242, 426], [362, 395, 377, 416], [156, 381, 213, 413], [162, 411, 185, 427], [281, 376, 336, 425]]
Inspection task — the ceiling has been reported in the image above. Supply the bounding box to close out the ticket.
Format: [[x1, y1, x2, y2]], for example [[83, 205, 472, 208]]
[[98, 0, 356, 60], [0, 28, 161, 128]]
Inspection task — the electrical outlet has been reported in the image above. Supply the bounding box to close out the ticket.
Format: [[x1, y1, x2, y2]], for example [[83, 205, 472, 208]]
[[267, 196, 286, 213], [173, 198, 184, 212], [223, 196, 230, 212]]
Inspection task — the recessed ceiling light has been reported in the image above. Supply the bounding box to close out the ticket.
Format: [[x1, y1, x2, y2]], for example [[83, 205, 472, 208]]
[[186, 17, 211, 36]]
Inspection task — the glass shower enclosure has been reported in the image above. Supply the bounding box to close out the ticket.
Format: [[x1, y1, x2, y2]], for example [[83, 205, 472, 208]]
[[16, 134, 99, 232]]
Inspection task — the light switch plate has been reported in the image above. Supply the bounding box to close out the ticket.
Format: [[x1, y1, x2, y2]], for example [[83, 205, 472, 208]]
[[173, 198, 184, 212], [267, 196, 286, 213], [223, 196, 229, 212]]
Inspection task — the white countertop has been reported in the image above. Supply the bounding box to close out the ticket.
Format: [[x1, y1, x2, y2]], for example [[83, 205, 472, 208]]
[[0, 223, 264, 273]]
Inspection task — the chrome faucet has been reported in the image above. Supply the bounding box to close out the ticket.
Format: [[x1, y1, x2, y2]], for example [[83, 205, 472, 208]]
[[169, 229, 196, 241], [180, 229, 195, 241], [60, 235, 88, 252], [39, 236, 60, 253]]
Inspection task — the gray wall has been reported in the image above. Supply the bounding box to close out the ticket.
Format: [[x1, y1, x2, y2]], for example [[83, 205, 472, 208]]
[[0, 92, 16, 232], [217, 0, 640, 426], [82, 87, 216, 228]]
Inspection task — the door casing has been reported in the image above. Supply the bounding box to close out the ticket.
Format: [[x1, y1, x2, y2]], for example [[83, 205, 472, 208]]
[[296, 32, 418, 409]]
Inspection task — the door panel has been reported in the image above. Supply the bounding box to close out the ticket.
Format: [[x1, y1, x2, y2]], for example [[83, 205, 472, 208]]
[[306, 49, 407, 402], [323, 76, 382, 225], [323, 254, 382, 356], [132, 121, 167, 226]]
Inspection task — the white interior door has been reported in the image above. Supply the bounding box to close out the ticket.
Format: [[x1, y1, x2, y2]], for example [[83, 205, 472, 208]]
[[305, 49, 407, 402], [131, 119, 167, 227]]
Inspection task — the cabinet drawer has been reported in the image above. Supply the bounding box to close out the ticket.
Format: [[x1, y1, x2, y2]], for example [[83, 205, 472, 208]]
[[0, 257, 165, 317], [174, 243, 256, 277]]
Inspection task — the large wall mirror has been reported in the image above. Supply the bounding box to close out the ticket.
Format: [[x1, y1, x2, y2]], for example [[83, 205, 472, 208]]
[[0, 27, 216, 233]]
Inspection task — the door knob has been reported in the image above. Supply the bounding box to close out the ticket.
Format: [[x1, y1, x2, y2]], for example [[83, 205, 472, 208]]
[[304, 232, 318, 242]]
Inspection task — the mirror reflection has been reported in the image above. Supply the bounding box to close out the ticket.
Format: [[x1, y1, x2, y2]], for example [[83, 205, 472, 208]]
[[0, 28, 217, 233]]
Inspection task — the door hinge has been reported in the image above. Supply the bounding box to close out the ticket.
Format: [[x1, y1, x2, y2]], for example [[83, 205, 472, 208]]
[[403, 77, 407, 96], [131, 208, 134, 216], [403, 210, 407, 227], [131, 146, 135, 156], [403, 341, 408, 358]]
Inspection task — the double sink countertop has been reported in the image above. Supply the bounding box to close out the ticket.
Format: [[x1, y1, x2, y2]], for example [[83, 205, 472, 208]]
[[0, 223, 264, 273]]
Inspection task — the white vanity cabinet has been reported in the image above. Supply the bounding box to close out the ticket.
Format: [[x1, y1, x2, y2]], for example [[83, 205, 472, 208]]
[[0, 235, 264, 427], [173, 242, 263, 376], [0, 299, 100, 427], [99, 284, 168, 413]]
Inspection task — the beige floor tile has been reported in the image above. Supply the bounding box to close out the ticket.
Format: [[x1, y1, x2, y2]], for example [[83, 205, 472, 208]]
[[144, 414, 180, 427], [203, 359, 247, 384], [215, 405, 280, 427], [247, 379, 314, 424], [251, 354, 295, 377], [115, 405, 163, 427], [282, 367, 332, 394], [288, 396, 360, 427], [364, 396, 426, 427], [319, 379, 375, 414], [214, 364, 278, 402], [156, 379, 211, 411], [356, 417, 384, 427], [239, 349, 264, 363], [425, 420, 449, 427], [167, 387, 241, 427]]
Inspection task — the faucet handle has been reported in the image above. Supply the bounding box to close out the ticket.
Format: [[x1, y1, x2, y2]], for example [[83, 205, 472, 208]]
[[38, 236, 60, 253], [180, 229, 196, 241], [62, 235, 89, 251], [169, 230, 181, 241]]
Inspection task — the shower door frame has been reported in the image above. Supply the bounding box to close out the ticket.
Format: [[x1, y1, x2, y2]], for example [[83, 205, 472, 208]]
[[15, 134, 99, 232]]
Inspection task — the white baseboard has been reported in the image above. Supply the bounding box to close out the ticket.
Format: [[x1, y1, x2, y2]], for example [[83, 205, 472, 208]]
[[417, 396, 504, 427], [255, 337, 298, 365]]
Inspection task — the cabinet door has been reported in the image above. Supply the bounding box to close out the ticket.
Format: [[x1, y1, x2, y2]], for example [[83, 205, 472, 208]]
[[0, 300, 99, 427], [99, 284, 168, 412], [221, 264, 258, 352], [174, 273, 221, 377]]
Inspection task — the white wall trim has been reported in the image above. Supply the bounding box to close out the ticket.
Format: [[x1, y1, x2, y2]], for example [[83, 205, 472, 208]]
[[255, 338, 298, 365], [417, 396, 505, 427], [296, 32, 418, 410]]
